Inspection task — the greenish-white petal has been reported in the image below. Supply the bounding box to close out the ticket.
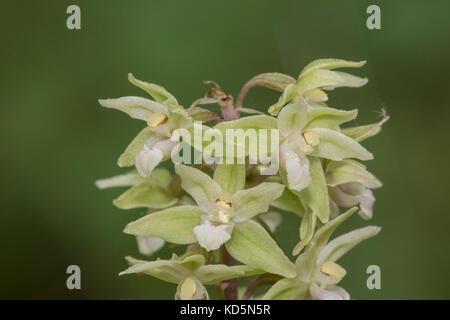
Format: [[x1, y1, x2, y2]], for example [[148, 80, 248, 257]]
[[168, 108, 192, 130], [186, 106, 220, 122], [124, 205, 203, 244], [341, 116, 390, 142], [213, 164, 246, 194], [258, 211, 282, 233], [117, 127, 155, 167], [299, 59, 366, 79], [232, 183, 285, 222], [270, 187, 306, 217], [136, 236, 165, 256], [99, 96, 168, 121], [120, 257, 190, 284], [245, 72, 296, 92], [194, 264, 257, 285], [297, 157, 330, 223], [309, 206, 358, 253], [215, 115, 278, 131], [305, 107, 358, 130], [128, 73, 179, 107], [225, 220, 296, 278], [175, 165, 222, 213], [145, 167, 173, 188], [178, 254, 205, 270], [317, 226, 381, 265], [263, 278, 308, 300], [295, 207, 357, 282], [292, 210, 317, 255], [268, 83, 298, 116], [326, 159, 382, 188], [113, 183, 177, 209], [297, 70, 367, 93], [309, 128, 373, 161], [96, 170, 144, 189], [277, 102, 308, 137]]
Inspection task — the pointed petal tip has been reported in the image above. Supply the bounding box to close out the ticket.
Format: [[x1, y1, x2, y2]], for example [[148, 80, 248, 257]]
[[372, 226, 382, 234], [95, 179, 107, 189], [318, 214, 330, 224], [122, 224, 135, 235]]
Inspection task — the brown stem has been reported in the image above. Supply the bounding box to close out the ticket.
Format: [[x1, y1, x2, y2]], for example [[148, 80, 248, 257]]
[[235, 75, 259, 109], [220, 246, 239, 300], [235, 73, 295, 108], [242, 274, 282, 300], [202, 80, 240, 121]]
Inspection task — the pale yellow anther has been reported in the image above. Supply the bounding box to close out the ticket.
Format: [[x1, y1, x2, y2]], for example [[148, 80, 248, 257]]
[[180, 277, 197, 300], [147, 112, 168, 127], [305, 88, 328, 103], [218, 211, 231, 223], [302, 130, 320, 147], [216, 197, 232, 223], [320, 261, 347, 281], [215, 193, 233, 223]]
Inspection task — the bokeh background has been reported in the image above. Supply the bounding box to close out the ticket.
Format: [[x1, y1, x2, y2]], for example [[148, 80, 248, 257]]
[[1, 0, 450, 299]]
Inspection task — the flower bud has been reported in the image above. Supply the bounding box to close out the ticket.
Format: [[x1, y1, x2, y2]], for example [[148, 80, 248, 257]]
[[175, 277, 209, 300]]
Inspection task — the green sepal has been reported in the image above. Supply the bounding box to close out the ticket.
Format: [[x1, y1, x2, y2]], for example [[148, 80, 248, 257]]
[[225, 220, 296, 278], [123, 205, 203, 244]]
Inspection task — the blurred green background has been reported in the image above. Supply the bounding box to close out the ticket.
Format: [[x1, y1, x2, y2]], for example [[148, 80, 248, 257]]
[[1, 0, 450, 299]]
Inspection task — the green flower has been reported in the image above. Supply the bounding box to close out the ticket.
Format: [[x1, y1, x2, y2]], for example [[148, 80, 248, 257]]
[[98, 74, 192, 178], [326, 159, 382, 220], [120, 253, 257, 300], [268, 58, 368, 115], [276, 101, 373, 224], [263, 208, 381, 300], [96, 167, 184, 256], [123, 164, 297, 278]]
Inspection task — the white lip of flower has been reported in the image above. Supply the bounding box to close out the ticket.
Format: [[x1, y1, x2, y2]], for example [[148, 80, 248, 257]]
[[280, 141, 311, 192], [309, 282, 349, 300], [135, 135, 179, 178], [193, 220, 233, 252], [308, 261, 349, 300], [135, 145, 163, 178], [175, 165, 285, 252], [136, 235, 165, 256], [277, 104, 322, 192], [359, 188, 375, 220], [330, 182, 375, 220], [193, 194, 235, 251]]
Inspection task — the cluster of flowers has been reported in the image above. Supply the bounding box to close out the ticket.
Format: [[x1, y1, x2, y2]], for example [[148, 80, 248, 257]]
[[96, 58, 388, 300]]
